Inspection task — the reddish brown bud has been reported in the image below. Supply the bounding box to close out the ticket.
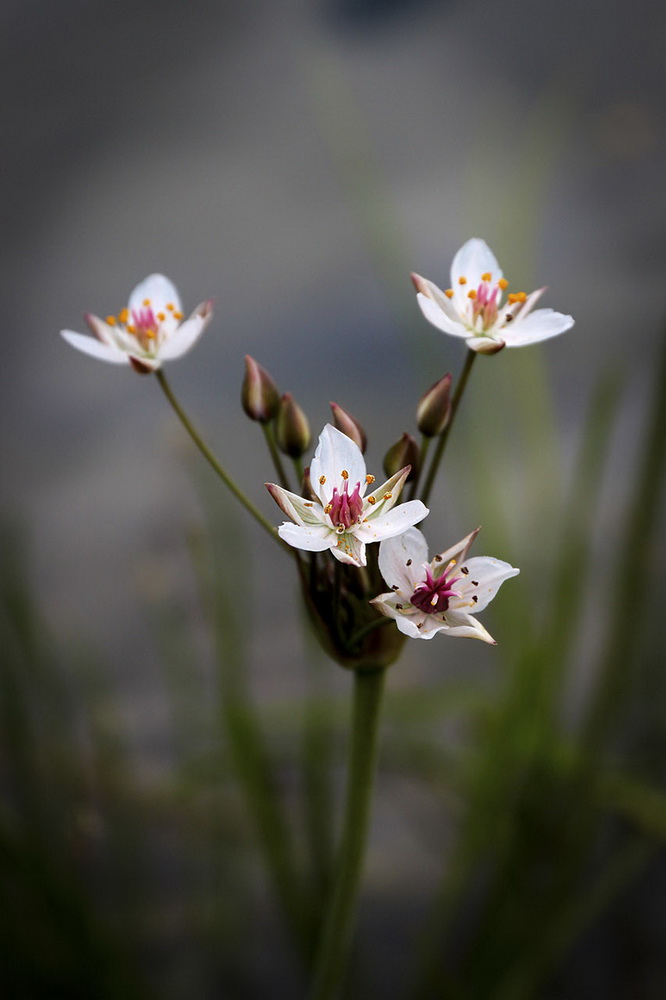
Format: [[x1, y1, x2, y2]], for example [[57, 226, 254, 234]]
[[416, 373, 452, 437], [330, 402, 367, 453], [383, 433, 419, 482], [276, 393, 311, 458], [241, 355, 280, 422]]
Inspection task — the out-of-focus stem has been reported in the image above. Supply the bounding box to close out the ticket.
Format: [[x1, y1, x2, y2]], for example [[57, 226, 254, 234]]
[[262, 422, 291, 490]]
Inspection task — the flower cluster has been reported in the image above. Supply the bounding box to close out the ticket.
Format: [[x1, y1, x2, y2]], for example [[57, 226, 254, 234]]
[[61, 237, 572, 659]]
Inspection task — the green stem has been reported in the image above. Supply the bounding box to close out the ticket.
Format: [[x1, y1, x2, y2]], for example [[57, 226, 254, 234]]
[[262, 423, 291, 489], [309, 667, 387, 1000], [408, 435, 431, 501], [420, 350, 477, 506], [155, 370, 282, 545]]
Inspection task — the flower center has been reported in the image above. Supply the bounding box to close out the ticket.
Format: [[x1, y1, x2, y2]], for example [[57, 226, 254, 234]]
[[327, 480, 364, 531], [445, 273, 526, 333], [105, 299, 184, 352], [410, 564, 460, 614]]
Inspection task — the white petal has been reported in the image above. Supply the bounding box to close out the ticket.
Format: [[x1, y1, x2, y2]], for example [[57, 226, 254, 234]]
[[416, 293, 469, 338], [158, 310, 211, 360], [277, 523, 332, 552], [395, 613, 443, 640], [355, 500, 429, 543], [377, 528, 428, 593], [266, 484, 326, 527], [364, 467, 410, 517], [60, 330, 129, 364], [451, 238, 503, 312], [128, 274, 182, 315], [503, 309, 574, 347], [451, 557, 519, 614], [331, 532, 366, 566], [466, 335, 505, 354], [310, 424, 367, 504], [431, 529, 479, 574], [442, 610, 496, 644]]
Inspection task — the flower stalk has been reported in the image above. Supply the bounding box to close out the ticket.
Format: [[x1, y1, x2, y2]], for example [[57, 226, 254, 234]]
[[309, 666, 387, 1000], [155, 370, 284, 546], [420, 349, 477, 506]]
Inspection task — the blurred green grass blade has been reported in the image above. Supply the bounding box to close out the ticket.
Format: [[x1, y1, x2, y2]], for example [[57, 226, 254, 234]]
[[583, 324, 666, 748], [190, 475, 312, 960]]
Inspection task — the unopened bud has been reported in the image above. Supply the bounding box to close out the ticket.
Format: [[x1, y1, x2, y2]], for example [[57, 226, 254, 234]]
[[383, 433, 419, 482], [241, 355, 279, 422], [416, 374, 452, 437], [330, 402, 367, 453], [276, 393, 311, 458]]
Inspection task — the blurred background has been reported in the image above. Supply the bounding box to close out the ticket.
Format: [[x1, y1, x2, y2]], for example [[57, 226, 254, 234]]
[[1, 0, 665, 996]]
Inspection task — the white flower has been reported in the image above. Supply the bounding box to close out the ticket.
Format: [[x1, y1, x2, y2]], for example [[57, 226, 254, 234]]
[[412, 237, 574, 354], [371, 526, 519, 643], [266, 424, 429, 567], [61, 274, 213, 373]]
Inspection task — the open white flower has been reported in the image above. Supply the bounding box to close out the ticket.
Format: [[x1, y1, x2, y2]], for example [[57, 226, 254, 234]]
[[61, 274, 213, 373], [266, 424, 429, 567], [412, 237, 574, 354], [371, 526, 519, 643]]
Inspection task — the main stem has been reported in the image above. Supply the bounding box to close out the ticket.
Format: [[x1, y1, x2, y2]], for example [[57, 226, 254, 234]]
[[420, 350, 477, 506], [155, 370, 281, 544], [309, 667, 387, 1000]]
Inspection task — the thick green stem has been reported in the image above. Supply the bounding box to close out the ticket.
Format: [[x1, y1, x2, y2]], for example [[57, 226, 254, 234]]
[[155, 370, 282, 545], [420, 350, 477, 506], [309, 667, 387, 1000]]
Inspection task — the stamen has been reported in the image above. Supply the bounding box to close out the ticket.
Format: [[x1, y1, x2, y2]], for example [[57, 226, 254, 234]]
[[173, 311, 183, 320], [143, 298, 151, 307], [458, 276, 467, 285], [119, 308, 129, 324], [383, 492, 392, 500], [444, 289, 454, 298], [406, 559, 412, 566], [481, 272, 492, 282], [472, 595, 478, 603], [366, 474, 375, 484], [498, 278, 509, 290], [341, 470, 349, 480], [434, 554, 442, 562], [367, 496, 376, 505], [145, 329, 156, 339], [461, 566, 469, 575], [106, 315, 116, 326], [472, 580, 479, 586], [127, 324, 136, 334], [395, 603, 403, 610], [319, 475, 326, 485], [304, 502, 313, 507], [467, 290, 477, 300], [157, 312, 166, 321], [336, 525, 345, 534], [324, 503, 333, 513], [166, 303, 175, 311]]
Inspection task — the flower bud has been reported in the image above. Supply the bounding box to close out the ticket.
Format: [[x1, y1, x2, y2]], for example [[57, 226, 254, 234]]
[[383, 432, 419, 482], [276, 393, 311, 458], [330, 402, 367, 453], [416, 374, 452, 437], [241, 355, 280, 423]]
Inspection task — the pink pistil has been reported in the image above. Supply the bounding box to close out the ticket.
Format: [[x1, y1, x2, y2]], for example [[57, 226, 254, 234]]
[[132, 307, 158, 332], [410, 565, 461, 614], [328, 481, 363, 530]]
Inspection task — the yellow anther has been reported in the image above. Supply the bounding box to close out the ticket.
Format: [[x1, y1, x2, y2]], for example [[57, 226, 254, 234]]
[[119, 308, 129, 323], [458, 276, 467, 285], [145, 329, 156, 339], [105, 315, 117, 326], [507, 293, 519, 304], [127, 324, 136, 334], [498, 278, 509, 290], [516, 291, 527, 302], [341, 469, 349, 480], [166, 303, 175, 311], [173, 311, 183, 320], [304, 502, 313, 507], [157, 312, 166, 321], [336, 525, 345, 534], [444, 289, 454, 299], [367, 496, 376, 505], [143, 298, 151, 307], [365, 474, 375, 484], [319, 475, 326, 485], [324, 503, 333, 514], [383, 492, 392, 500], [467, 289, 477, 300], [481, 272, 492, 282]]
